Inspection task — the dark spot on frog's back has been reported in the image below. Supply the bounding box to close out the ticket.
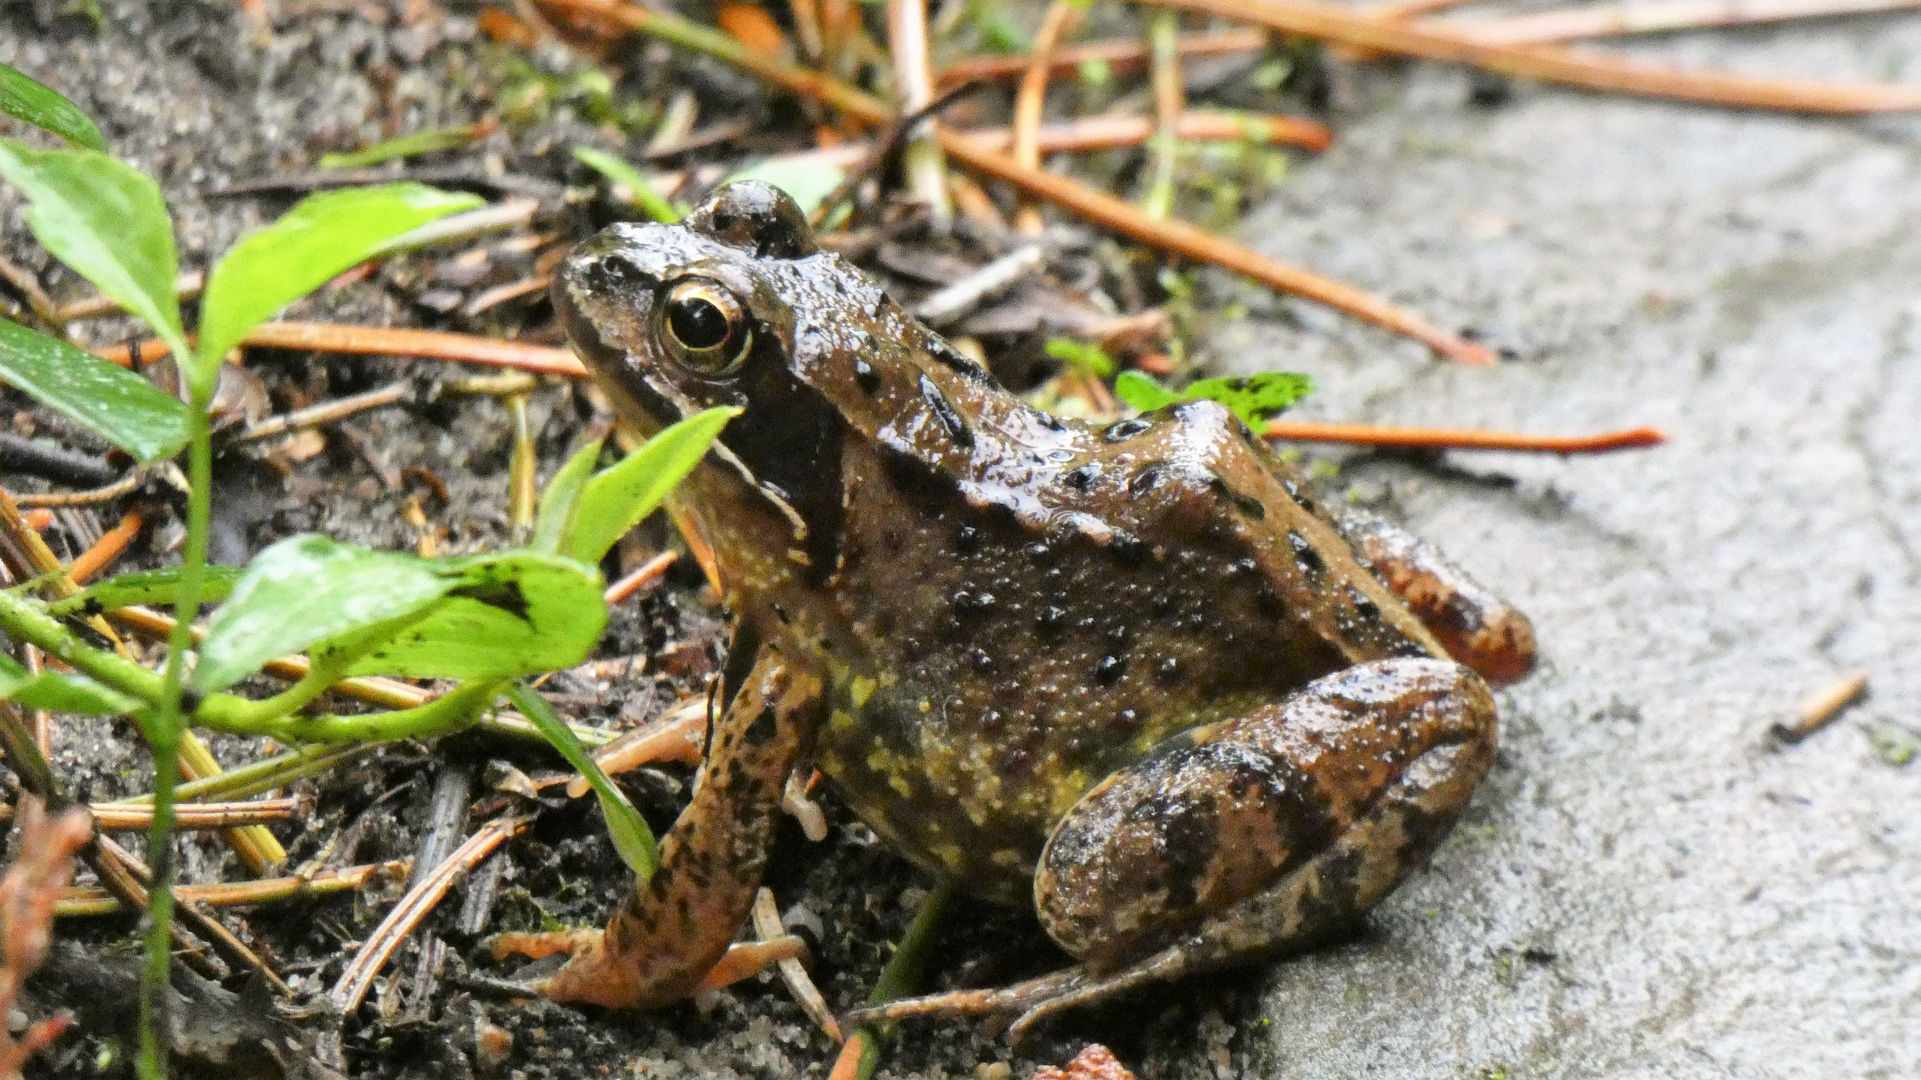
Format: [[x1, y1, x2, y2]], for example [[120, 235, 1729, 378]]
[[854, 356, 880, 394], [743, 706, 779, 745], [446, 580, 530, 623], [919, 374, 974, 447], [924, 333, 995, 384], [1288, 531, 1324, 577]]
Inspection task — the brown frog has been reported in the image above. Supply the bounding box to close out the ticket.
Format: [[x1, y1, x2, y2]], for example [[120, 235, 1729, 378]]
[[515, 181, 1536, 1036]]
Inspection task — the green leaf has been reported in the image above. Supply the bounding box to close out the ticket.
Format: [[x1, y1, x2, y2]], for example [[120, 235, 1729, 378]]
[[569, 407, 738, 566], [0, 653, 141, 716], [572, 147, 682, 224], [0, 141, 189, 361], [345, 552, 607, 681], [318, 124, 485, 169], [531, 439, 605, 556], [1113, 370, 1179, 413], [1114, 370, 1313, 428], [195, 183, 482, 389], [0, 63, 105, 150], [1044, 338, 1114, 378], [507, 682, 658, 878], [0, 318, 189, 462], [721, 156, 846, 218], [1185, 372, 1314, 426], [193, 535, 456, 692], [48, 565, 244, 618]]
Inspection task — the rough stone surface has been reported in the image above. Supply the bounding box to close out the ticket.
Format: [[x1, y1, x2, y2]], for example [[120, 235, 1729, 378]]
[[1208, 20, 1921, 1080]]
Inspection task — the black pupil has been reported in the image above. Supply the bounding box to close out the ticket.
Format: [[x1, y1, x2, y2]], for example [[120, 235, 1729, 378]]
[[669, 297, 730, 350]]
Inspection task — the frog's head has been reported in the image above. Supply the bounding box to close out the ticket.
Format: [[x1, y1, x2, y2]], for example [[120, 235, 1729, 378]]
[[554, 181, 861, 574], [552, 180, 825, 438]]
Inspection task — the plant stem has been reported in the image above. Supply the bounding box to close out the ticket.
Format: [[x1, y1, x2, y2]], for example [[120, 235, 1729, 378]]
[[139, 404, 212, 1080]]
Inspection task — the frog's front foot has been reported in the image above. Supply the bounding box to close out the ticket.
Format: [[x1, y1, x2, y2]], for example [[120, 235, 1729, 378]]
[[854, 657, 1496, 1039]]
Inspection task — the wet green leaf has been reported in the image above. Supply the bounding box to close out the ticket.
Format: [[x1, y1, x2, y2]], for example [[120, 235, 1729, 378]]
[[0, 318, 189, 462], [569, 407, 739, 566], [531, 438, 605, 557], [572, 146, 682, 224], [346, 551, 606, 681], [1044, 338, 1115, 378], [193, 535, 456, 692], [48, 565, 244, 618], [1114, 370, 1313, 428], [0, 141, 189, 361], [0, 653, 141, 716], [196, 183, 482, 390], [0, 63, 105, 150], [196, 536, 610, 691], [507, 682, 658, 878], [1113, 370, 1179, 412], [318, 124, 484, 169]]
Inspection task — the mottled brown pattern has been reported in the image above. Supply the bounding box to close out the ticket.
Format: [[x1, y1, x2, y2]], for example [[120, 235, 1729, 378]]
[[541, 182, 1533, 1022]]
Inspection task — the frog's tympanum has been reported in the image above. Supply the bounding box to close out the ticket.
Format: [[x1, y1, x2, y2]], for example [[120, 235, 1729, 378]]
[[519, 181, 1537, 1035]]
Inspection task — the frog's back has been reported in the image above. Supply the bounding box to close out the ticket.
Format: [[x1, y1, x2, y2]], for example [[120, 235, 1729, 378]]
[[809, 350, 1443, 900]]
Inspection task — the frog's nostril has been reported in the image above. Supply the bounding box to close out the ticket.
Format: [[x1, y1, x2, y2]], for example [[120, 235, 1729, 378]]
[[597, 253, 643, 285]]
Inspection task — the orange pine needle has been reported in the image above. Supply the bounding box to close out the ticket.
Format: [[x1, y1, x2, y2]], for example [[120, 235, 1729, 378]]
[[66, 511, 141, 585], [1163, 0, 1921, 113], [718, 2, 791, 57], [94, 321, 586, 378], [1264, 420, 1665, 452]]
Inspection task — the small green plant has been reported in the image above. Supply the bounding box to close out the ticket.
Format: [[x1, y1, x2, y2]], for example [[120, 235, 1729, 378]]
[[1114, 369, 1315, 428], [0, 64, 731, 1076]]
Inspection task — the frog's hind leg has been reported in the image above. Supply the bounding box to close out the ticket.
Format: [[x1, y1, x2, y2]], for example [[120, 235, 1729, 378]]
[[845, 657, 1495, 1040], [1335, 508, 1537, 685]]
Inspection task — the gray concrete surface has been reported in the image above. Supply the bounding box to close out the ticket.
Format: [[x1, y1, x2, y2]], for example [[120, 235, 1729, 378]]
[[1208, 20, 1921, 1080]]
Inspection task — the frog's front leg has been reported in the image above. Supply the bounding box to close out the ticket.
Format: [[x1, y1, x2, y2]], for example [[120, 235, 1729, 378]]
[[504, 642, 822, 1009], [847, 657, 1494, 1038]]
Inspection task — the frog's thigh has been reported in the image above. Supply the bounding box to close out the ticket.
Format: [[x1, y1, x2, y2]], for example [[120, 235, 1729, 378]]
[[1335, 508, 1537, 686], [1036, 657, 1495, 976]]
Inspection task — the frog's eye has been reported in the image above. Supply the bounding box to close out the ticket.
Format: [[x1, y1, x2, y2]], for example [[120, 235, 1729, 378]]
[[658, 277, 752, 375]]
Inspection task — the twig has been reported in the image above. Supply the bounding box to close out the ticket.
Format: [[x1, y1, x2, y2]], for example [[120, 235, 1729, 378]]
[[54, 799, 301, 833], [603, 550, 679, 604], [1013, 1, 1084, 234], [55, 859, 407, 918], [210, 167, 565, 204], [330, 815, 527, 1016], [752, 886, 841, 1042], [10, 471, 148, 508], [94, 321, 585, 378], [462, 273, 554, 316], [237, 381, 418, 443], [1441, 0, 1921, 45], [53, 271, 204, 323], [529, 0, 1495, 364], [1770, 670, 1869, 744], [886, 0, 952, 222], [66, 510, 142, 585], [566, 697, 708, 799], [0, 252, 59, 326], [914, 244, 1048, 327], [1263, 419, 1666, 451], [935, 29, 1268, 86], [1142, 6, 1184, 222], [0, 433, 117, 489], [963, 109, 1333, 154], [1159, 0, 1921, 112]]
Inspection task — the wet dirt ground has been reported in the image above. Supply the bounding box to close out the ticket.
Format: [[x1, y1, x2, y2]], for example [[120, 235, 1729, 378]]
[[4, 3, 1920, 1079]]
